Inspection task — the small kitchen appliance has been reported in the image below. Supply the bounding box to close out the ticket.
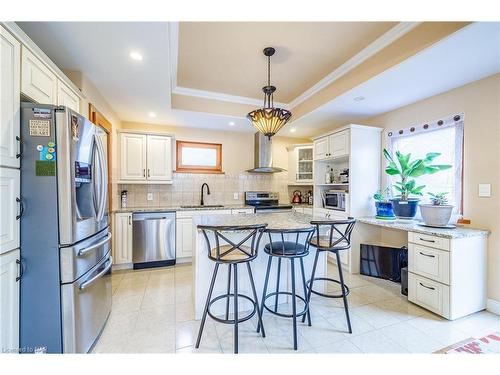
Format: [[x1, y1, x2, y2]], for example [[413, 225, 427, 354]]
[[292, 190, 302, 204], [324, 190, 347, 211]]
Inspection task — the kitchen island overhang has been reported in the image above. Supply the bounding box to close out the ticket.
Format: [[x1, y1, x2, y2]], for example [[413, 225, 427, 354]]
[[192, 212, 328, 319]]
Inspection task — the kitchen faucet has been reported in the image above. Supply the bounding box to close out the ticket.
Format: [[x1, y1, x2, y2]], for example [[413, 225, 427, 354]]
[[200, 183, 210, 206]]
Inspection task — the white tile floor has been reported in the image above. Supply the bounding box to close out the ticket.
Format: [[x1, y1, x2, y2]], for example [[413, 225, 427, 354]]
[[91, 262, 499, 354]]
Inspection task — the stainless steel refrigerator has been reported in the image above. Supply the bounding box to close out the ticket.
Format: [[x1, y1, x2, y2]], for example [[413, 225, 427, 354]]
[[20, 103, 111, 353]]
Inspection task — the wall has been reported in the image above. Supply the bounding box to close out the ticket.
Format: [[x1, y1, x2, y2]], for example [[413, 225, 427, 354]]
[[64, 70, 123, 208], [119, 122, 310, 207], [362, 73, 500, 303]]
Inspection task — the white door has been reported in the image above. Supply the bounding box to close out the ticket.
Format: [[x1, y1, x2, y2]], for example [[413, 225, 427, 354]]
[[56, 80, 80, 113], [146, 135, 172, 181], [21, 46, 57, 105], [0, 168, 20, 255], [329, 130, 349, 158], [0, 248, 20, 353], [176, 217, 193, 259], [113, 213, 132, 264], [0, 26, 21, 168], [120, 133, 147, 181], [313, 137, 329, 160]]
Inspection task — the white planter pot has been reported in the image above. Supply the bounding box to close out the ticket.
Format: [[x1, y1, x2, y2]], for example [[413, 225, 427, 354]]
[[419, 204, 454, 226]]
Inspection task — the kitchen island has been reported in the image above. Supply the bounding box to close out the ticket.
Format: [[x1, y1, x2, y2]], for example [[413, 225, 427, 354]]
[[192, 212, 328, 319]]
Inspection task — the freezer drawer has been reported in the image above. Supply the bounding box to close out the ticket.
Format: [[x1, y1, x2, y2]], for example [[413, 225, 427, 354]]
[[132, 212, 175, 266], [61, 252, 112, 353]]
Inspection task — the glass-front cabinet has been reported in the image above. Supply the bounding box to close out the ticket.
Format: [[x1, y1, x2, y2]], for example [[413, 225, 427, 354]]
[[288, 144, 314, 184]]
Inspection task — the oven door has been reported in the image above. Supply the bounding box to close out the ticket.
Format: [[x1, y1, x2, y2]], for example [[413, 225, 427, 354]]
[[57, 109, 108, 245], [61, 252, 112, 353]]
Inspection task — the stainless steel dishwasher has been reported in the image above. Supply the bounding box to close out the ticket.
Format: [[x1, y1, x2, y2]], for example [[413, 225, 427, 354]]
[[132, 212, 176, 269]]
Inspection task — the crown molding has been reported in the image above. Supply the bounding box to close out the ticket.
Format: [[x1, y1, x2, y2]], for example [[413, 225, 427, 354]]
[[168, 22, 420, 113], [172, 86, 288, 108], [168, 22, 179, 92], [287, 22, 421, 109]]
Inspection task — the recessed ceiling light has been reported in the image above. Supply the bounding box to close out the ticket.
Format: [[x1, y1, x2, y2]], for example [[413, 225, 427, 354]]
[[353, 96, 365, 102], [129, 51, 143, 61], [228, 121, 235, 126], [290, 127, 297, 133], [148, 112, 156, 118]]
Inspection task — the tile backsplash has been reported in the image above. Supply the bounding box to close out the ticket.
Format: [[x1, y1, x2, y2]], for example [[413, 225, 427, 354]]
[[116, 172, 290, 209]]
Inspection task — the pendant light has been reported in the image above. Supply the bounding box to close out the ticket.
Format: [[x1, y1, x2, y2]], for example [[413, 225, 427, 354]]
[[247, 47, 292, 139]]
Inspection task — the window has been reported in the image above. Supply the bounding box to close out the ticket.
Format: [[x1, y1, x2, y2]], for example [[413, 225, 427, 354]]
[[176, 140, 223, 173], [387, 114, 464, 213]]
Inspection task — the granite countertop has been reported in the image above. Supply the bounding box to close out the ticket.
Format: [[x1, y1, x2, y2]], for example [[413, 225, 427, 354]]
[[357, 216, 490, 239], [113, 204, 253, 214], [193, 211, 315, 231]]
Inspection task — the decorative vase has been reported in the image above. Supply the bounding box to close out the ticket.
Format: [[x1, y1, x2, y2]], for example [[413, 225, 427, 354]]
[[375, 201, 396, 219], [419, 204, 454, 226], [390, 198, 419, 219]]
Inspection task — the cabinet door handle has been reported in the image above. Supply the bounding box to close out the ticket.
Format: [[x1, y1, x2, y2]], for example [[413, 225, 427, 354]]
[[419, 237, 435, 243], [143, 169, 146, 177], [16, 136, 22, 159], [16, 197, 24, 220], [16, 259, 24, 282], [419, 251, 435, 258], [419, 282, 435, 291], [147, 169, 150, 178], [128, 215, 132, 225]]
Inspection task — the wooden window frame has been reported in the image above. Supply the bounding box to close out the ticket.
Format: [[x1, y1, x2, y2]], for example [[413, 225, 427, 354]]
[[176, 140, 223, 174]]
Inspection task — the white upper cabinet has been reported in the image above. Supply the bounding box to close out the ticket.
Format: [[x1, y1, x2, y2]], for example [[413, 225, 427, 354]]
[[0, 26, 21, 169], [288, 144, 313, 184], [120, 133, 147, 180], [0, 168, 20, 255], [0, 248, 20, 353], [314, 130, 350, 160], [57, 80, 80, 112], [21, 46, 57, 105], [146, 135, 173, 181], [119, 132, 173, 183], [329, 130, 349, 158]]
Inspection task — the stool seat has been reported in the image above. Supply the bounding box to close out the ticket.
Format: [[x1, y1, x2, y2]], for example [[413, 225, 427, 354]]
[[309, 235, 334, 248], [309, 235, 350, 250], [211, 244, 252, 261], [264, 241, 308, 256]]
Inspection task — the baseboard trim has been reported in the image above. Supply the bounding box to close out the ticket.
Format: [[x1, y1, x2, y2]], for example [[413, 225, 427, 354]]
[[486, 298, 500, 315]]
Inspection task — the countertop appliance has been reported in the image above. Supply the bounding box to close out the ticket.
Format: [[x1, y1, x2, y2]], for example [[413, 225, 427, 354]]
[[245, 191, 292, 212], [20, 103, 111, 353], [292, 190, 302, 204], [132, 212, 176, 269], [324, 190, 347, 211]]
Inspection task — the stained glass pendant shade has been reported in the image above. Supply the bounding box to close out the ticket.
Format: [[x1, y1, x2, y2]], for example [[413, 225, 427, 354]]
[[247, 47, 292, 138]]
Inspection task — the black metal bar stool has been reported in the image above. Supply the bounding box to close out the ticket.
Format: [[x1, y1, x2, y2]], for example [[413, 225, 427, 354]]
[[256, 227, 316, 350], [303, 218, 356, 333], [196, 223, 267, 354]]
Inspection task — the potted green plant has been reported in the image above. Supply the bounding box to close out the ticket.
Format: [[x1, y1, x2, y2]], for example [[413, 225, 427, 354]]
[[383, 149, 451, 219], [420, 192, 454, 226], [373, 187, 396, 219]]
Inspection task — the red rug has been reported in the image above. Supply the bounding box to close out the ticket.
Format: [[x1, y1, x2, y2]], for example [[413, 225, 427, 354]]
[[435, 332, 500, 354]]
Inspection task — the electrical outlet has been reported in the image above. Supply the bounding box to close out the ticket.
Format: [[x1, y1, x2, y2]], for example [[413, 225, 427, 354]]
[[233, 193, 239, 200], [147, 192, 154, 201], [478, 184, 491, 197]]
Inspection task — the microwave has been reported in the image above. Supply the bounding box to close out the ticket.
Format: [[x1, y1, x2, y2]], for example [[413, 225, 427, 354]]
[[324, 190, 347, 211]]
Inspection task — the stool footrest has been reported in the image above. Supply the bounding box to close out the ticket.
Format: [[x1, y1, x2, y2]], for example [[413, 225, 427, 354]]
[[263, 291, 309, 318], [207, 293, 257, 324], [307, 277, 350, 299]]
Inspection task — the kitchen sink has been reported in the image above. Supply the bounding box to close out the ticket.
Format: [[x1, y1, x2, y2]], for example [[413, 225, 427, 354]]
[[180, 204, 225, 209]]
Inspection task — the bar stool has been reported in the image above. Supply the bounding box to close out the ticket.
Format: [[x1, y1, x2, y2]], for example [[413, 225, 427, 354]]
[[196, 224, 267, 354], [257, 227, 316, 350], [303, 218, 356, 333]]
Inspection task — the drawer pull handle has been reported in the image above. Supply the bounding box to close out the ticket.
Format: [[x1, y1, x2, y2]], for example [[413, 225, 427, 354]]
[[419, 251, 435, 258], [419, 282, 435, 291], [419, 237, 435, 243]]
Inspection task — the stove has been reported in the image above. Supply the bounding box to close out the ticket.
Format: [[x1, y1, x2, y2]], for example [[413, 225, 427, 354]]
[[245, 191, 293, 212]]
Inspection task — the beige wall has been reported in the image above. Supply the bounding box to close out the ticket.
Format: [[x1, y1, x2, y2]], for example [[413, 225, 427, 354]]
[[363, 73, 500, 302]]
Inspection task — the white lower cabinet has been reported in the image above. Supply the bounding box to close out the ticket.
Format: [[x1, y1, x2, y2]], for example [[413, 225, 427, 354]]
[[113, 213, 132, 265], [1, 248, 20, 353], [407, 231, 487, 320], [0, 168, 20, 255]]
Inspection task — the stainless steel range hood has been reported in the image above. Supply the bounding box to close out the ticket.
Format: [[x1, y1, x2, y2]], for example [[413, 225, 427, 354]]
[[246, 133, 286, 173]]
